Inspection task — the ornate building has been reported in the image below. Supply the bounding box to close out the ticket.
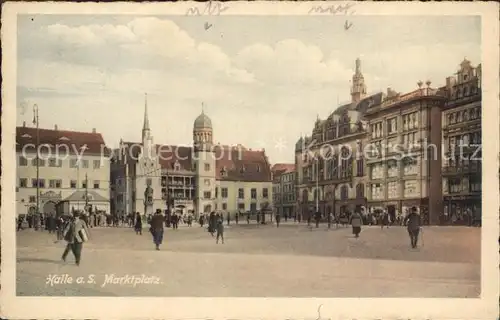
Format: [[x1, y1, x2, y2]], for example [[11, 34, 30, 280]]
[[441, 59, 482, 224], [295, 59, 378, 219], [271, 163, 296, 218], [363, 81, 447, 224], [111, 98, 273, 217], [16, 123, 111, 217]]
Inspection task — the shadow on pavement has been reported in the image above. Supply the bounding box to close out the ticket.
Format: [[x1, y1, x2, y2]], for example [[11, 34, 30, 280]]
[[17, 257, 62, 265]]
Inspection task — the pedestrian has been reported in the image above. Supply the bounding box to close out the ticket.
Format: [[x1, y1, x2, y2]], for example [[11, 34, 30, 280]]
[[246, 212, 250, 224], [405, 206, 421, 249], [199, 214, 204, 227], [227, 212, 230, 225], [61, 213, 90, 266], [216, 214, 224, 244], [381, 210, 389, 229], [134, 212, 142, 235], [149, 210, 165, 250], [275, 212, 281, 228], [327, 212, 332, 229], [349, 208, 363, 238], [314, 211, 321, 228], [235, 212, 239, 224]]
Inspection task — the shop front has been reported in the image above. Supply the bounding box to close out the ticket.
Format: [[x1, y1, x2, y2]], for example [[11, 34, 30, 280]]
[[443, 195, 481, 226]]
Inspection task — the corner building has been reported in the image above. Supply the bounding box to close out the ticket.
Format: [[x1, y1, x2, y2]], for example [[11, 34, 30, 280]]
[[363, 81, 447, 224], [111, 98, 273, 217], [441, 59, 482, 225], [271, 163, 296, 218], [295, 59, 377, 219], [16, 123, 111, 217]]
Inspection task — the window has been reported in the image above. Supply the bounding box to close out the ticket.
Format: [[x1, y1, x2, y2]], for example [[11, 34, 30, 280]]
[[387, 181, 398, 199], [356, 183, 364, 198], [204, 179, 211, 186], [222, 203, 227, 210], [19, 156, 28, 166], [82, 160, 89, 168], [70, 159, 79, 168], [238, 203, 245, 210], [356, 158, 364, 177], [221, 188, 228, 198], [387, 117, 397, 134], [370, 164, 384, 180], [203, 191, 211, 199], [70, 180, 77, 188], [340, 185, 348, 200], [403, 180, 418, 198], [371, 183, 383, 200], [93, 160, 101, 169], [19, 178, 27, 188], [29, 196, 36, 203], [238, 188, 244, 199], [387, 160, 398, 178], [250, 203, 257, 212], [49, 179, 62, 188], [215, 187, 219, 198], [146, 178, 152, 186], [370, 122, 383, 139], [93, 181, 100, 189], [251, 188, 257, 199], [32, 179, 45, 188], [262, 188, 269, 198], [470, 178, 481, 192], [403, 157, 418, 175], [32, 158, 45, 166], [204, 163, 210, 171]]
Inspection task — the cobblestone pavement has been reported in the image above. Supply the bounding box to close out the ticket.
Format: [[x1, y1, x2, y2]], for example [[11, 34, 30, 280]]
[[16, 224, 480, 297]]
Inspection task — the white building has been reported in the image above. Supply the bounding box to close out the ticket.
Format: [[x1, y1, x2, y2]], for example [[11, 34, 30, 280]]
[[111, 97, 273, 218], [16, 123, 111, 217]]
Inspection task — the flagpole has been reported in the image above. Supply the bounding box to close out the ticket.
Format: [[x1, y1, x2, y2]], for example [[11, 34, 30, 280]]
[[33, 104, 40, 219], [85, 173, 89, 212]]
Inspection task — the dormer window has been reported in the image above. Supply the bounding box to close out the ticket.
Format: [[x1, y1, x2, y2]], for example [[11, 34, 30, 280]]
[[21, 134, 32, 138], [220, 166, 227, 177], [240, 165, 246, 173], [256, 165, 261, 172], [80, 144, 88, 151], [463, 74, 468, 81], [59, 136, 70, 141], [174, 160, 181, 171]]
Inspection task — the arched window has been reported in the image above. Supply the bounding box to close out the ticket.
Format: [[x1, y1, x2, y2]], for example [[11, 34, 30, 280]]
[[340, 185, 349, 201], [356, 183, 364, 198]]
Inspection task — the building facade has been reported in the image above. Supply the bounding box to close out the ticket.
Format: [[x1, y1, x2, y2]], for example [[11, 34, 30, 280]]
[[295, 59, 374, 219], [16, 123, 111, 217], [441, 59, 482, 225], [271, 163, 296, 218], [111, 98, 273, 217], [363, 81, 447, 224]]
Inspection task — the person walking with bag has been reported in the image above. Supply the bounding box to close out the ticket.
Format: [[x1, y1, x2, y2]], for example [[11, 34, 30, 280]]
[[349, 208, 363, 238], [134, 212, 143, 235], [405, 206, 421, 249], [149, 210, 164, 250], [62, 213, 90, 266]]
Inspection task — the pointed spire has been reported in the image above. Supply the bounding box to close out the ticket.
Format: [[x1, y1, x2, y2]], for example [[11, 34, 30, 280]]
[[143, 93, 150, 132], [201, 102, 205, 114], [355, 58, 361, 74]]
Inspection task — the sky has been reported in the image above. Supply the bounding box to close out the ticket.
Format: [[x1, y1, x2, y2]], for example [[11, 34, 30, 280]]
[[16, 14, 480, 164]]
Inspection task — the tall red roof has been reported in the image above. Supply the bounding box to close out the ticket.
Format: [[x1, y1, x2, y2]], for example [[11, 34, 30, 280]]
[[271, 163, 295, 182], [16, 126, 109, 156]]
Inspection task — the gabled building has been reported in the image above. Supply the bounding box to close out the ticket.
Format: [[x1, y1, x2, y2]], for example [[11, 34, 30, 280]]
[[16, 123, 111, 216], [441, 59, 482, 225], [111, 96, 273, 218]]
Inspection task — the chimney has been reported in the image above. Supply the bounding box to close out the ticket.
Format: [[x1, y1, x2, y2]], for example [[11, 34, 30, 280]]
[[54, 124, 58, 130], [92, 128, 96, 134], [22, 121, 26, 127]]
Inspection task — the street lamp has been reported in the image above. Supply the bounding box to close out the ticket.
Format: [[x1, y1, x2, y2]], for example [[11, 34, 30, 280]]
[[32, 104, 40, 218]]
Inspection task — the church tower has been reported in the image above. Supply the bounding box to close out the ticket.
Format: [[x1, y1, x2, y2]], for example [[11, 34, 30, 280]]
[[137, 93, 161, 216], [193, 104, 216, 217], [351, 58, 367, 104]]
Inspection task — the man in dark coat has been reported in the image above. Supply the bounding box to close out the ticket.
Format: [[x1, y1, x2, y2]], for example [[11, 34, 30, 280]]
[[314, 211, 321, 228], [275, 211, 281, 228], [150, 210, 165, 250], [405, 207, 421, 249]]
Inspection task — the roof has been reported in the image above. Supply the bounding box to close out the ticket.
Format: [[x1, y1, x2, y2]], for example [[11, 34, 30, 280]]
[[122, 142, 272, 182], [193, 111, 212, 130], [62, 190, 108, 202], [16, 126, 109, 156]]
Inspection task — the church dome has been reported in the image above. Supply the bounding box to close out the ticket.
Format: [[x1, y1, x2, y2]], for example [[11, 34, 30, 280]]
[[194, 111, 212, 130]]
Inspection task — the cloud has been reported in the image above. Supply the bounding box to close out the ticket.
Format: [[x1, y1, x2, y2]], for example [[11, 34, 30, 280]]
[[235, 39, 353, 86]]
